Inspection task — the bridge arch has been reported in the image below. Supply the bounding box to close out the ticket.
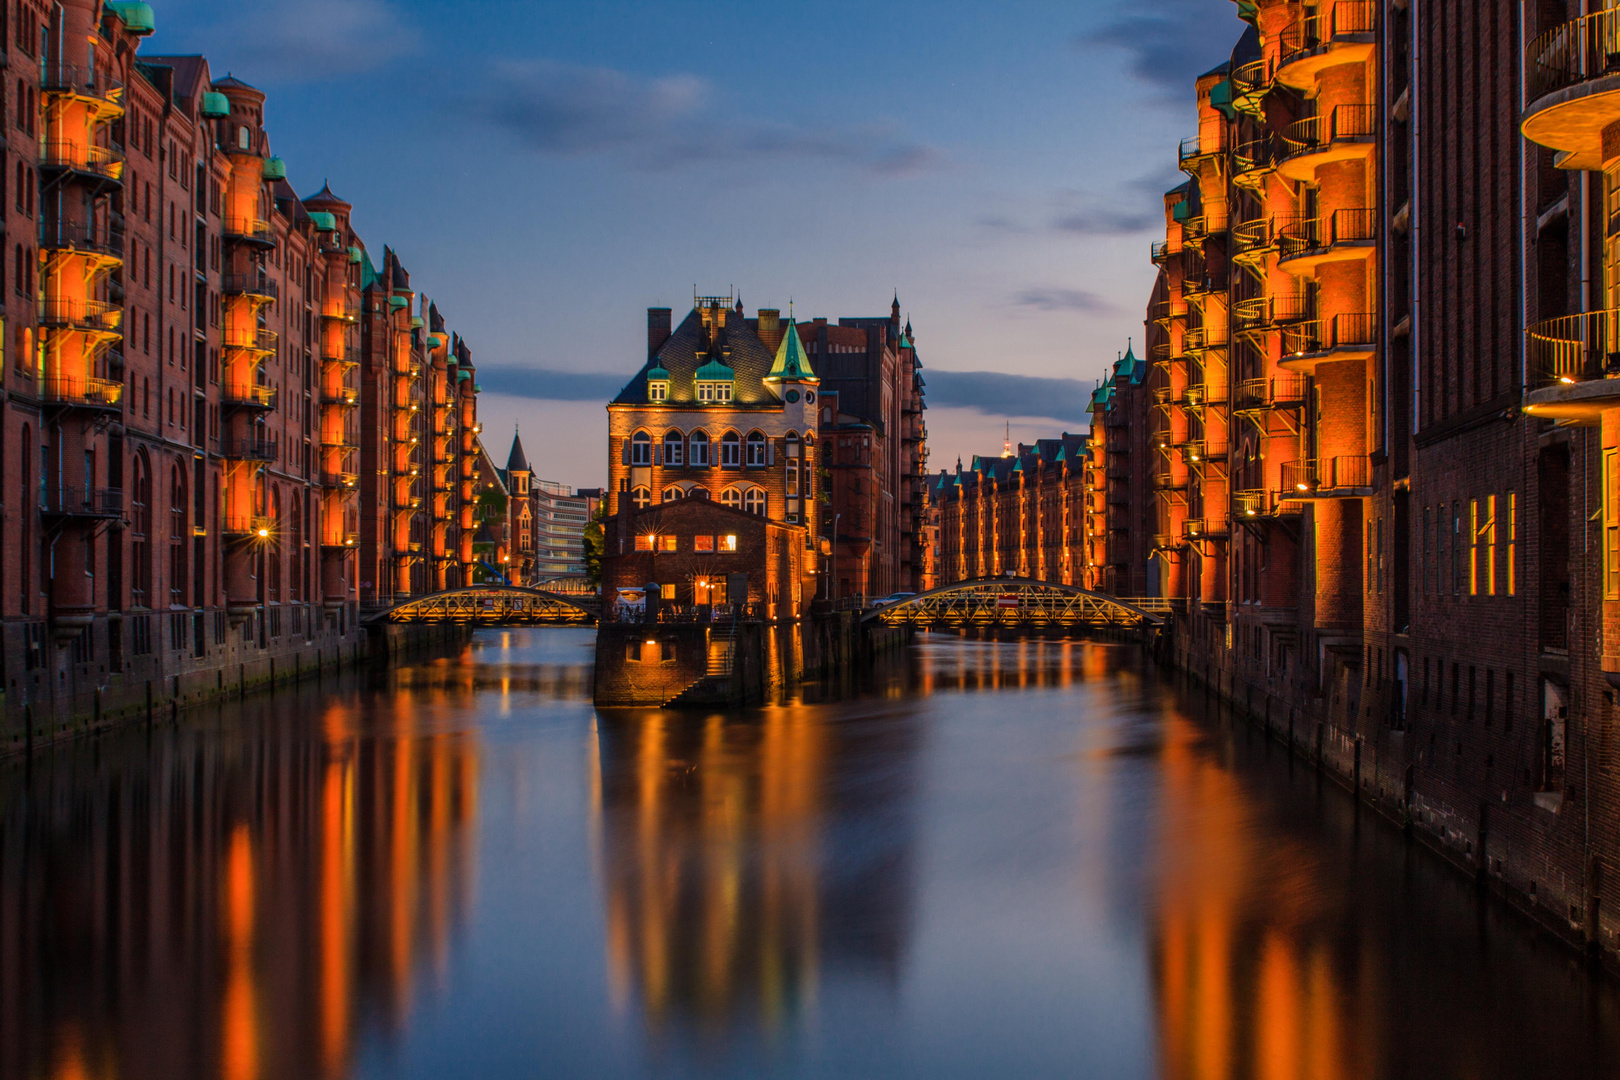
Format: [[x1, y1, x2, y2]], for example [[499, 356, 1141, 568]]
[[861, 578, 1167, 629], [366, 586, 599, 626]]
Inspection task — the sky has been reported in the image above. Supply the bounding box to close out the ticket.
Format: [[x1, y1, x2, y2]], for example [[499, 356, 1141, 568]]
[[147, 0, 1245, 488]]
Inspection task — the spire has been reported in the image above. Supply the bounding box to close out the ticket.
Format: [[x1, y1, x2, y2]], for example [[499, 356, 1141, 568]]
[[1002, 422, 1012, 458], [506, 428, 530, 474], [766, 318, 819, 384]]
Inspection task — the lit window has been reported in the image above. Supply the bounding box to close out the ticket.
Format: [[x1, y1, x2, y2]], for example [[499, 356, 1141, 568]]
[[722, 488, 742, 509], [630, 431, 651, 466], [631, 486, 651, 510], [635, 534, 654, 551], [721, 432, 741, 467], [695, 535, 715, 553], [660, 535, 677, 552], [648, 380, 668, 402], [721, 534, 738, 552], [746, 431, 767, 466]]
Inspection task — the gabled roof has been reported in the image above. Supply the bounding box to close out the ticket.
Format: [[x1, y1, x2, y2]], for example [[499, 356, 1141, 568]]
[[612, 306, 779, 408]]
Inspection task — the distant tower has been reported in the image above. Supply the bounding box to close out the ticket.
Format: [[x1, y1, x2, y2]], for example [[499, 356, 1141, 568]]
[[506, 426, 531, 498], [763, 317, 820, 525], [506, 428, 533, 582], [1002, 422, 1012, 458]]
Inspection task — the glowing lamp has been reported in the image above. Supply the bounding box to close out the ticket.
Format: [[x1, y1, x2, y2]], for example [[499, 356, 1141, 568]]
[[1560, 376, 1576, 385], [257, 527, 270, 538]]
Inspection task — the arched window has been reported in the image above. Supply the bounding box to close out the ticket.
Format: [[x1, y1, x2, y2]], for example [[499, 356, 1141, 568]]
[[745, 431, 767, 466], [290, 499, 304, 602], [663, 430, 684, 466], [170, 463, 188, 606], [689, 430, 710, 467], [238, 125, 250, 150], [720, 431, 741, 467], [130, 449, 150, 608], [721, 487, 742, 509], [785, 431, 800, 457], [787, 457, 800, 496], [745, 488, 766, 516], [688, 487, 710, 500], [631, 486, 651, 510], [630, 430, 652, 466], [661, 485, 684, 503]]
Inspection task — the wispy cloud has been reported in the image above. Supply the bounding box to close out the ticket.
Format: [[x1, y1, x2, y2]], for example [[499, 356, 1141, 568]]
[[1013, 287, 1116, 314], [979, 170, 1181, 237], [175, 0, 419, 83], [477, 366, 627, 402], [927, 370, 1096, 426], [1049, 206, 1159, 236], [1075, 0, 1239, 102], [476, 59, 943, 176]]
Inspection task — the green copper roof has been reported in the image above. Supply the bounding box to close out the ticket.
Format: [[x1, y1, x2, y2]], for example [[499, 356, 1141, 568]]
[[107, 2, 155, 34], [1171, 200, 1192, 222], [427, 333, 446, 350], [410, 316, 425, 329], [694, 358, 735, 382], [307, 211, 337, 232], [457, 369, 471, 382], [360, 250, 379, 289], [388, 296, 408, 310], [347, 245, 363, 264], [647, 365, 670, 381], [262, 156, 287, 182], [765, 319, 817, 383], [200, 91, 230, 118], [1210, 78, 1237, 120]]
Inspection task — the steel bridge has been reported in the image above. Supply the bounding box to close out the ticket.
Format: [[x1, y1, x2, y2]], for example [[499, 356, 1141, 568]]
[[367, 586, 599, 626], [861, 579, 1169, 630]]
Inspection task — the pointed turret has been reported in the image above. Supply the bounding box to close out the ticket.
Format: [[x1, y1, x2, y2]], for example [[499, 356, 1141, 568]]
[[506, 428, 530, 474], [765, 318, 818, 385]]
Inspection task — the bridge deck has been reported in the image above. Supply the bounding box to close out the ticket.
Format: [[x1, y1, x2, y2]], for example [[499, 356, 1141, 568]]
[[863, 579, 1166, 629]]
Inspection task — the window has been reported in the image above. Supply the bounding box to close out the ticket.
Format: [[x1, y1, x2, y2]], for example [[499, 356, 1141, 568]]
[[648, 380, 668, 402], [722, 487, 742, 509], [721, 432, 741, 467], [238, 125, 249, 150], [785, 431, 800, 457], [660, 535, 677, 552], [631, 486, 651, 510], [695, 535, 715, 553], [689, 430, 710, 466], [1507, 491, 1518, 596], [630, 431, 652, 466], [787, 458, 800, 496], [663, 430, 683, 466], [697, 380, 733, 403], [746, 431, 767, 466], [720, 534, 738, 552], [661, 485, 684, 503], [745, 489, 766, 516]]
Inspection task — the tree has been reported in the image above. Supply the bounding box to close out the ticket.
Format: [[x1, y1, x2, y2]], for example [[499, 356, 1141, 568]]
[[582, 501, 607, 588]]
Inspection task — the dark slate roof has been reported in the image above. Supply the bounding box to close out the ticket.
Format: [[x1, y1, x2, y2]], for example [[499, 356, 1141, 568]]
[[142, 55, 207, 102], [211, 74, 258, 91], [304, 182, 351, 209], [1232, 26, 1261, 66], [507, 430, 529, 473], [611, 307, 780, 408]]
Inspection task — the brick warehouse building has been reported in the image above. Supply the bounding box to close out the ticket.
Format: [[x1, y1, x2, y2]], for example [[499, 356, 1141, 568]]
[[1076, 0, 1620, 962], [604, 292, 927, 605], [0, 0, 483, 735]]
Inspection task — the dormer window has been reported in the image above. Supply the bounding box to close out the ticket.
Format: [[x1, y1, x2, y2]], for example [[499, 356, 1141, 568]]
[[697, 380, 732, 403], [646, 364, 671, 403], [694, 358, 734, 403]]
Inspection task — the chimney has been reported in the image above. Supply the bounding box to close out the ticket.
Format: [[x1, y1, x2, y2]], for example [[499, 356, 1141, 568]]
[[757, 308, 781, 352], [647, 308, 672, 356]]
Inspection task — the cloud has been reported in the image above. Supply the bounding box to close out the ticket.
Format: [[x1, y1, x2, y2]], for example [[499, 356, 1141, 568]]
[[187, 0, 418, 82], [477, 59, 943, 176], [476, 366, 627, 402], [926, 370, 1096, 426], [1049, 207, 1159, 236], [1076, 0, 1238, 101], [1013, 287, 1116, 315]]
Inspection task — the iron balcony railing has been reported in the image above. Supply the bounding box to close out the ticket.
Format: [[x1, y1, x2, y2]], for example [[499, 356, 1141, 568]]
[[321, 385, 359, 406], [1151, 240, 1171, 264], [224, 217, 277, 246], [221, 385, 277, 410], [1282, 312, 1377, 357], [40, 219, 124, 257], [40, 63, 124, 102], [41, 375, 123, 408], [1152, 299, 1189, 323], [321, 471, 359, 490], [1282, 456, 1371, 493], [1231, 216, 1275, 254], [1235, 375, 1309, 410], [1179, 130, 1228, 166], [1527, 9, 1620, 105], [1280, 1, 1377, 66], [322, 345, 361, 366], [223, 327, 278, 352], [1527, 308, 1620, 383], [1229, 56, 1276, 110], [37, 298, 121, 332], [1279, 208, 1377, 259], [38, 140, 124, 181], [221, 273, 280, 301], [322, 301, 360, 322], [1231, 135, 1275, 183], [223, 515, 274, 539], [1281, 105, 1378, 162], [1184, 325, 1229, 352], [1180, 440, 1228, 466], [1182, 517, 1229, 540], [320, 430, 358, 449], [41, 486, 123, 518], [222, 437, 278, 462], [321, 532, 361, 549]]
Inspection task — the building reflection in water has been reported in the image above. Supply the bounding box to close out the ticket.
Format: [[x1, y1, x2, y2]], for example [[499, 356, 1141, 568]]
[[0, 673, 480, 1080], [594, 696, 922, 1046]]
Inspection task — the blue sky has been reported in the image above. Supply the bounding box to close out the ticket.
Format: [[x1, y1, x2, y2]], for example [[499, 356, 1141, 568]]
[[148, 0, 1242, 486]]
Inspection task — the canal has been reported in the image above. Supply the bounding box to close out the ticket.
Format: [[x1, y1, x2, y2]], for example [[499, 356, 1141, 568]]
[[2, 629, 1619, 1079]]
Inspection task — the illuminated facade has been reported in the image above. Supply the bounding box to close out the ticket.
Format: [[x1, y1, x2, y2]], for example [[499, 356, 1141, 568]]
[[0, 1, 482, 735]]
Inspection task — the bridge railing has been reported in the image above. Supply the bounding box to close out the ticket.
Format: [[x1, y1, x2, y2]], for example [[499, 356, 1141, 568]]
[[602, 603, 764, 624]]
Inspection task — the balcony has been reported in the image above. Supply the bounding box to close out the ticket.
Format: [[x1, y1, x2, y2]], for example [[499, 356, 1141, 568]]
[[41, 375, 123, 411], [224, 217, 277, 248], [38, 141, 125, 185], [1523, 10, 1620, 168], [321, 385, 359, 406], [1277, 2, 1377, 91], [1152, 472, 1188, 492], [222, 327, 278, 353], [1278, 208, 1377, 269], [1152, 299, 1188, 324], [1235, 375, 1308, 411], [37, 298, 122, 333], [321, 533, 361, 550], [221, 273, 279, 302], [1278, 105, 1377, 181], [1183, 325, 1228, 353], [1151, 240, 1171, 264], [1229, 56, 1275, 115], [1153, 533, 1181, 551], [1234, 490, 1302, 519], [1180, 440, 1227, 468], [40, 64, 125, 108], [1182, 517, 1229, 541], [1522, 308, 1620, 421], [321, 301, 360, 323], [1280, 312, 1377, 371], [221, 385, 277, 411], [1231, 135, 1275, 190], [321, 471, 359, 490], [223, 515, 274, 540], [1178, 131, 1227, 172], [1281, 456, 1372, 496], [222, 437, 278, 462], [322, 345, 361, 367], [41, 487, 123, 520], [320, 430, 359, 450], [40, 219, 124, 259]]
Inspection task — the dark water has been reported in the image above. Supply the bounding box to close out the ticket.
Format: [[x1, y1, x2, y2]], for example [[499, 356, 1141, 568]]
[[3, 630, 1619, 1080]]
